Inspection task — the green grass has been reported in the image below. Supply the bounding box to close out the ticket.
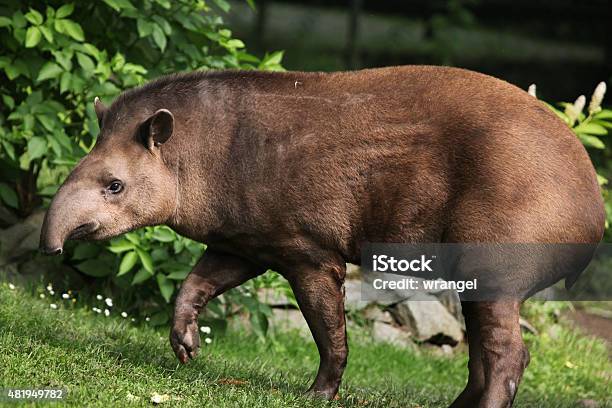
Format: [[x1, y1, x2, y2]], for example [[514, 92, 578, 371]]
[[0, 283, 610, 407]]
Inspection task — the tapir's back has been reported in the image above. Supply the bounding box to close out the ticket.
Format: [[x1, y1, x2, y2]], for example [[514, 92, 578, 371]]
[[231, 66, 604, 257]]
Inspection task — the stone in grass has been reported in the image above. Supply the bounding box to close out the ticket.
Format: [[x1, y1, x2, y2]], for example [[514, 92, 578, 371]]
[[363, 305, 394, 324], [391, 293, 464, 346], [344, 279, 371, 311], [371, 321, 414, 348], [268, 308, 310, 337]]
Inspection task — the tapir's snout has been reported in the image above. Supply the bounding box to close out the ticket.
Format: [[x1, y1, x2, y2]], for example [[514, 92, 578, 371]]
[[39, 180, 102, 256]]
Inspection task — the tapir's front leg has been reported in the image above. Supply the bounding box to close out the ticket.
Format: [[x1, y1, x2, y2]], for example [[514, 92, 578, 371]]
[[171, 251, 263, 363], [283, 260, 348, 399]]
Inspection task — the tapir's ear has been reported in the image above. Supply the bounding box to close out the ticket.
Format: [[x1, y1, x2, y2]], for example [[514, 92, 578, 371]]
[[94, 97, 107, 125], [140, 109, 174, 150]]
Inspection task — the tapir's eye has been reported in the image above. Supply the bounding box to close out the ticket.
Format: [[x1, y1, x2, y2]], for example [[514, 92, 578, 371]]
[[107, 180, 123, 194]]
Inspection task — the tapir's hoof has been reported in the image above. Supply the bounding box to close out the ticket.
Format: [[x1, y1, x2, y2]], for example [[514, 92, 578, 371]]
[[304, 388, 339, 401], [170, 320, 200, 364]]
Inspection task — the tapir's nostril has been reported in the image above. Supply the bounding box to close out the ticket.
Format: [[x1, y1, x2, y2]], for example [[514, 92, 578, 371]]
[[41, 247, 63, 256]]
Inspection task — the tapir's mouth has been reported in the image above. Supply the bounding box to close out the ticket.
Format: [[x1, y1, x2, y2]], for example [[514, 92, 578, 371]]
[[67, 221, 101, 240]]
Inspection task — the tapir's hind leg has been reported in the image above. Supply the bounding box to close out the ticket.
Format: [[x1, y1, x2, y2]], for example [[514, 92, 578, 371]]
[[469, 301, 530, 408], [450, 301, 486, 407], [284, 261, 348, 399]]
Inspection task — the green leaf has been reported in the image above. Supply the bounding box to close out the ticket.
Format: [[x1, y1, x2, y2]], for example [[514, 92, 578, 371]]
[[0, 17, 12, 27], [151, 15, 171, 35], [60, 72, 71, 93], [156, 274, 174, 303], [56, 19, 84, 41], [154, 0, 172, 9], [76, 259, 112, 277], [27, 136, 47, 160], [56, 3, 75, 18], [131, 268, 153, 285], [25, 9, 43, 25], [102, 0, 135, 12], [136, 18, 153, 37], [108, 238, 134, 253], [0, 182, 18, 209], [37, 61, 63, 81], [39, 25, 53, 42], [72, 242, 101, 260], [2, 94, 15, 110], [118, 251, 138, 276], [225, 39, 245, 49], [25, 26, 41, 47], [152, 24, 166, 51], [212, 0, 231, 13], [136, 247, 154, 274], [574, 122, 608, 136], [1, 140, 16, 161], [578, 134, 605, 149], [166, 269, 190, 280], [124, 232, 141, 245], [152, 227, 174, 242], [76, 52, 95, 73]]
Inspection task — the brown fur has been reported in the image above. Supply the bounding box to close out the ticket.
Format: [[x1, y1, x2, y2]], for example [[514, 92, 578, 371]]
[[40, 66, 605, 407]]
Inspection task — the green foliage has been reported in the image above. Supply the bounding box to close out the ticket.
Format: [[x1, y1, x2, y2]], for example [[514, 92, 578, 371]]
[[0, 0, 285, 331], [0, 0, 283, 214]]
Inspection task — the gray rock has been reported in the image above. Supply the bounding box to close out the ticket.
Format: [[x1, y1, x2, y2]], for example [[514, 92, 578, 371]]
[[391, 293, 464, 345], [268, 308, 310, 337], [434, 289, 465, 329], [345, 263, 362, 279], [363, 306, 394, 324], [344, 279, 370, 311], [371, 321, 413, 347], [0, 211, 45, 265]]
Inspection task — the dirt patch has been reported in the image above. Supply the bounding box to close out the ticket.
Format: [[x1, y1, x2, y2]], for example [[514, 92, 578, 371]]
[[565, 310, 612, 347]]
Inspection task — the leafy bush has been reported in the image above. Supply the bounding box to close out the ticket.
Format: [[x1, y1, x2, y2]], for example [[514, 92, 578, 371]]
[[0, 0, 286, 334]]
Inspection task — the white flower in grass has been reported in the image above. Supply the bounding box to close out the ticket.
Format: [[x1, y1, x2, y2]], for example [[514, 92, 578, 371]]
[[145, 317, 150, 322], [204, 338, 212, 344], [565, 95, 586, 126], [39, 294, 45, 299], [50, 303, 58, 309], [200, 326, 211, 334], [96, 295, 103, 300], [105, 298, 113, 307], [104, 309, 110, 317], [131, 318, 136, 322], [49, 290, 55, 296], [150, 393, 170, 404], [46, 283, 53, 292], [8, 283, 15, 290], [121, 312, 128, 318], [62, 293, 69, 299], [93, 307, 101, 313], [527, 84, 537, 97], [126, 392, 140, 402], [589, 82, 607, 115]]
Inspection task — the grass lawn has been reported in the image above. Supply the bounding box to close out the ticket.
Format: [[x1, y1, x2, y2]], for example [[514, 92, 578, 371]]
[[0, 283, 610, 407]]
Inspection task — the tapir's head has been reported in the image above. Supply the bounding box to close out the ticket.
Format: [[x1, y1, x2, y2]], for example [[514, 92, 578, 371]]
[[39, 97, 178, 255]]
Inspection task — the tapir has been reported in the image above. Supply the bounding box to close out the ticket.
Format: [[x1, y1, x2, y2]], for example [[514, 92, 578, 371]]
[[39, 66, 605, 407]]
